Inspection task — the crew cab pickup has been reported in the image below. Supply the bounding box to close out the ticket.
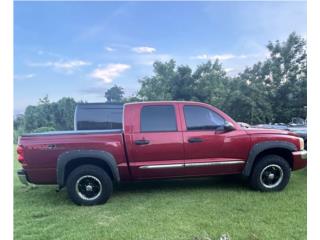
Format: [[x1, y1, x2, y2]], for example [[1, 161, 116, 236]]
[[17, 101, 307, 205]]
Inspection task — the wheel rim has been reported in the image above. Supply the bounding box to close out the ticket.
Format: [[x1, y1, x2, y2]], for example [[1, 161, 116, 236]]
[[259, 164, 284, 189], [75, 175, 102, 201]]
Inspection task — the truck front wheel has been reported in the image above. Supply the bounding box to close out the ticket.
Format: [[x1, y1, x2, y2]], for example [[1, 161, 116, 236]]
[[66, 164, 113, 205], [249, 155, 291, 191]]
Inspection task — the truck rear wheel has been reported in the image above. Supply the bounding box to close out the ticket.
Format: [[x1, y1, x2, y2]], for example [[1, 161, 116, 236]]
[[66, 164, 113, 205], [249, 155, 291, 191]]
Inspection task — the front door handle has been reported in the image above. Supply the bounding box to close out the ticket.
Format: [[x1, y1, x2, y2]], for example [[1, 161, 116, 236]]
[[188, 138, 203, 143], [135, 139, 150, 145]]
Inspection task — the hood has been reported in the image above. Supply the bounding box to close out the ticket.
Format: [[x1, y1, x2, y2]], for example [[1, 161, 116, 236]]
[[244, 127, 297, 136]]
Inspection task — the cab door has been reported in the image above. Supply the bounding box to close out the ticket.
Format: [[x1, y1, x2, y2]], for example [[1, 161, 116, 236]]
[[125, 103, 185, 180], [180, 104, 247, 176]]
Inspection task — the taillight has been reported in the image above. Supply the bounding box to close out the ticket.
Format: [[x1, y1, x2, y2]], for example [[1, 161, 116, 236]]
[[16, 145, 24, 163]]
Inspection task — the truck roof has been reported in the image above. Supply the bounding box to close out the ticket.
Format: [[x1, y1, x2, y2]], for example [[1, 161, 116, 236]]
[[124, 100, 203, 106]]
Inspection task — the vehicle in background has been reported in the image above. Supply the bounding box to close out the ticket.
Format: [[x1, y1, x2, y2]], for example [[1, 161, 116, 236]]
[[288, 126, 307, 149], [253, 123, 289, 130], [16, 101, 307, 205], [252, 117, 307, 149], [288, 117, 306, 127], [237, 122, 251, 128]]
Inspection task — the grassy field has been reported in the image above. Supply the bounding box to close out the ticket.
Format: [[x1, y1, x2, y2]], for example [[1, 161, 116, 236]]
[[14, 147, 306, 240]]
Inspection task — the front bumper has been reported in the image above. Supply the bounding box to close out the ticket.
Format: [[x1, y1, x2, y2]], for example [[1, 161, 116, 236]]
[[17, 169, 30, 185], [292, 150, 307, 170]]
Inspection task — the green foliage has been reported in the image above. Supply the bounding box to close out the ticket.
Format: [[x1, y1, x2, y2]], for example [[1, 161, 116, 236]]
[[138, 60, 176, 100], [138, 32, 307, 124], [14, 129, 24, 144], [138, 60, 230, 106], [20, 96, 77, 134], [53, 98, 77, 130], [14, 114, 24, 130], [105, 85, 124, 102], [32, 126, 56, 133]]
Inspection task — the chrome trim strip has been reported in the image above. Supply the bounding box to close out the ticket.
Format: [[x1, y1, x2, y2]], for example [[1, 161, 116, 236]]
[[139, 164, 184, 169], [139, 161, 245, 169], [185, 161, 245, 168]]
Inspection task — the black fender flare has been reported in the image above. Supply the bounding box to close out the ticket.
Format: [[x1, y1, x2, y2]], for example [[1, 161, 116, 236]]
[[242, 141, 297, 176], [57, 149, 120, 187]]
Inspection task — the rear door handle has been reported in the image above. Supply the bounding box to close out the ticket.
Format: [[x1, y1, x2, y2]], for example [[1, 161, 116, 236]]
[[188, 138, 204, 143], [135, 139, 150, 145]]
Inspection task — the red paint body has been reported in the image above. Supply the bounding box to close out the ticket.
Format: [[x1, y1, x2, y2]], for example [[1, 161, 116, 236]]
[[17, 101, 307, 184]]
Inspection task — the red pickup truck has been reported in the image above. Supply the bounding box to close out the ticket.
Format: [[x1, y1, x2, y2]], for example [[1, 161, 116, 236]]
[[17, 101, 307, 205]]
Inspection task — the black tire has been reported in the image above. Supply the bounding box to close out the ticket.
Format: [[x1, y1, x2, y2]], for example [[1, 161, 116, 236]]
[[66, 164, 113, 205], [249, 155, 291, 192]]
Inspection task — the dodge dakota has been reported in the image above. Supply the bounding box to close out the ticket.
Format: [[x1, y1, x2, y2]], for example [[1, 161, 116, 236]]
[[17, 101, 307, 205]]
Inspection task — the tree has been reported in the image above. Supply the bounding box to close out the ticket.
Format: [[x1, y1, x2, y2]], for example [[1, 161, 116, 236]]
[[138, 59, 230, 106], [14, 114, 24, 130], [228, 62, 274, 124], [138, 60, 176, 100], [23, 96, 77, 132], [138, 33, 306, 124], [105, 85, 124, 102], [192, 60, 230, 108], [265, 32, 307, 122], [54, 97, 77, 130]]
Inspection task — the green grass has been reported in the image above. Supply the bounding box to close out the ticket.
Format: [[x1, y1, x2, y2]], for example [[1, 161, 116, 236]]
[[14, 146, 306, 240]]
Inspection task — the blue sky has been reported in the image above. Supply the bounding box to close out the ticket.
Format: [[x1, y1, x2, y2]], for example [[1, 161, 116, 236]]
[[14, 1, 306, 115]]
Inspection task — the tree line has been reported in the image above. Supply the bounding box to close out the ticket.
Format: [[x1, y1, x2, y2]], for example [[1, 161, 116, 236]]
[[14, 32, 306, 141]]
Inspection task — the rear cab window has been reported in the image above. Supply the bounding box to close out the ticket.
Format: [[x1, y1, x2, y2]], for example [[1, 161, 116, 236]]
[[183, 105, 225, 131], [75, 103, 123, 130], [140, 105, 177, 132]]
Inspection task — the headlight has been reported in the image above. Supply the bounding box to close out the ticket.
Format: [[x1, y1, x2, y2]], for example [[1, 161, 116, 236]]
[[299, 138, 304, 150]]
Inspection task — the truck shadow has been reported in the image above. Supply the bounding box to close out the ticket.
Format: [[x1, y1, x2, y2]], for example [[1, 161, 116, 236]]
[[114, 175, 248, 196]]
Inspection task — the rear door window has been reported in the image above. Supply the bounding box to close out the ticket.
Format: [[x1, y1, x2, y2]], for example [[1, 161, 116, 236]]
[[140, 105, 177, 132]]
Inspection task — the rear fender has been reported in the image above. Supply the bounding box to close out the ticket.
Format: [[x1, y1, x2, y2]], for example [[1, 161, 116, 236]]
[[57, 150, 120, 187]]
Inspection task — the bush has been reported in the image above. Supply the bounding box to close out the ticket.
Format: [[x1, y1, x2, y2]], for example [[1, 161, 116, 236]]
[[13, 129, 24, 144], [32, 126, 56, 133]]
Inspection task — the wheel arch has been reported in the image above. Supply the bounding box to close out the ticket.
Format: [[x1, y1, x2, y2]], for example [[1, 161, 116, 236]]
[[57, 150, 120, 187], [242, 141, 297, 176]]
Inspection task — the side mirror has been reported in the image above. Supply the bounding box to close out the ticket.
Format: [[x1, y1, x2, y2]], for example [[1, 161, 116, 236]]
[[216, 121, 235, 132], [224, 121, 235, 132]]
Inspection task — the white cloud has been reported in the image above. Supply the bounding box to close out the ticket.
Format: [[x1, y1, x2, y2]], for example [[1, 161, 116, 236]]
[[193, 54, 237, 61], [29, 60, 91, 73], [132, 46, 156, 54], [14, 74, 35, 80], [225, 68, 234, 73], [52, 60, 91, 70], [105, 47, 115, 52], [90, 63, 131, 83]]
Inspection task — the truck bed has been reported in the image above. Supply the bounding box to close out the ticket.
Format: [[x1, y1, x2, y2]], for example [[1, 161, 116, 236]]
[[22, 129, 122, 137], [19, 130, 129, 184]]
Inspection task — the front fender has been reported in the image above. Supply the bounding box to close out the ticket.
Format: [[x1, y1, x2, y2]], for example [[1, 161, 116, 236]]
[[242, 141, 297, 176]]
